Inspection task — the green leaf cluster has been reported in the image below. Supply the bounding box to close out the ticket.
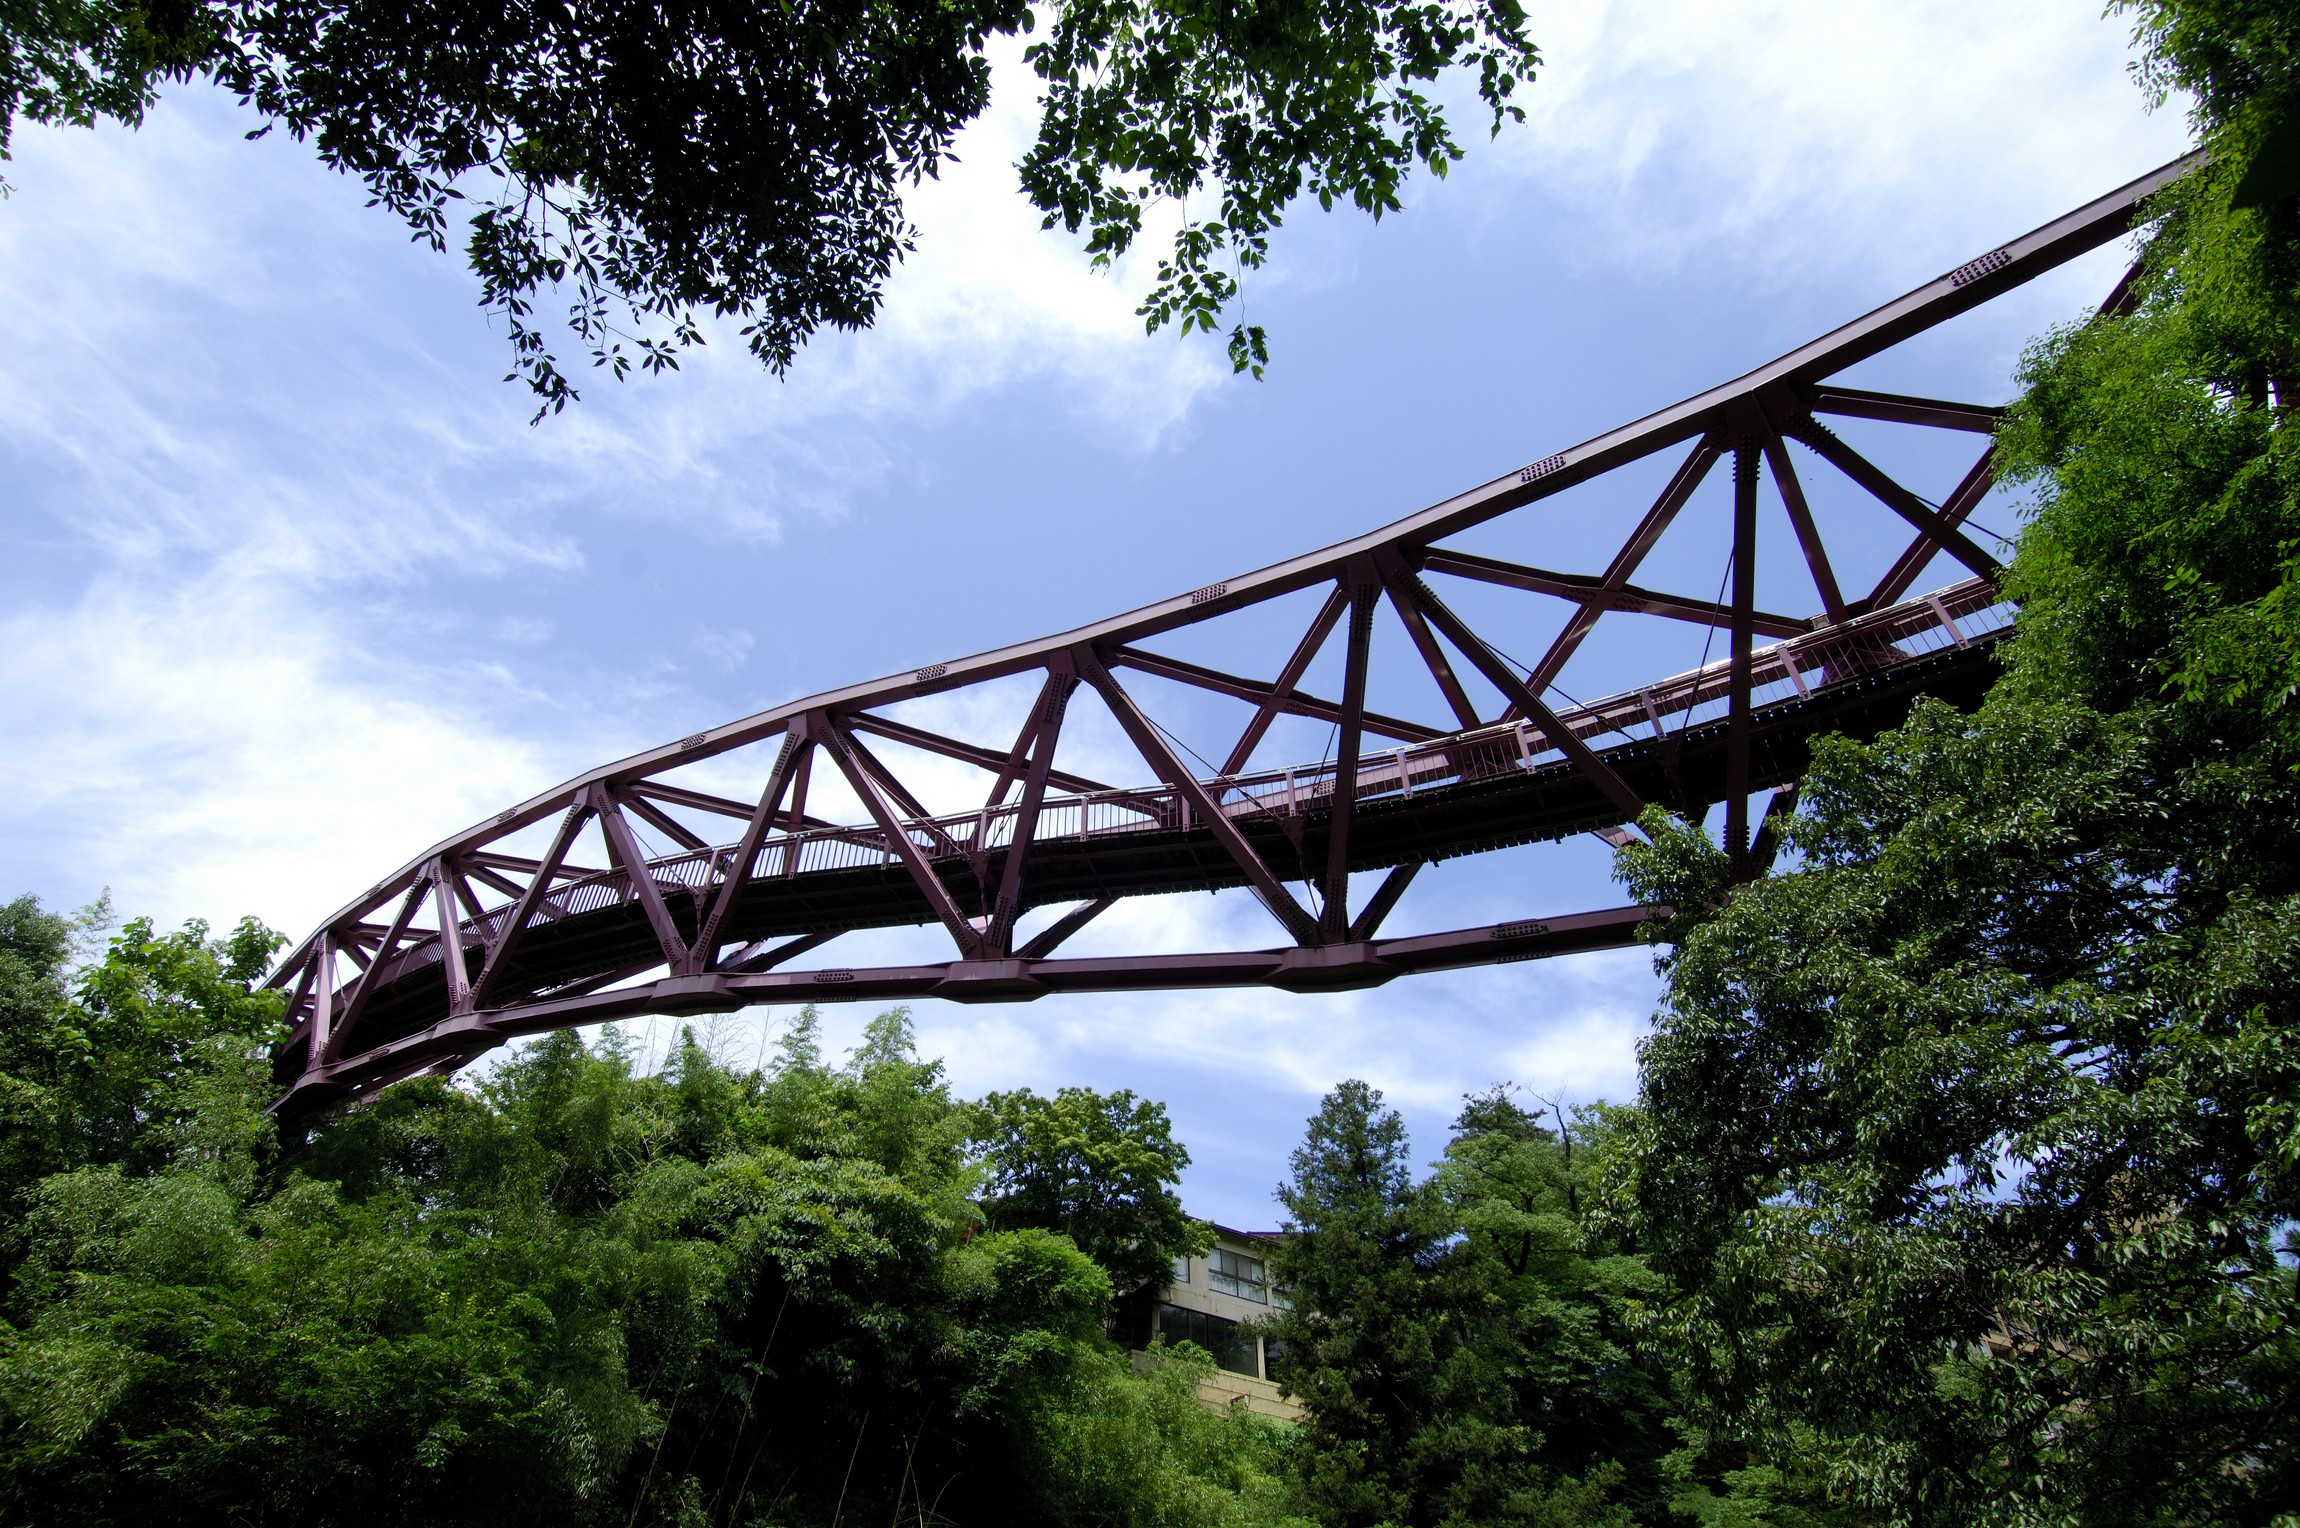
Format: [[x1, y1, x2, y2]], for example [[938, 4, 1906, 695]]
[[1016, 0, 1539, 376], [1, 0, 1541, 412]]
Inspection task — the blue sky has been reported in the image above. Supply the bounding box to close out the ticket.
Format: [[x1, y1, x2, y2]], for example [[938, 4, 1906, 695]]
[[0, 1, 2191, 1225]]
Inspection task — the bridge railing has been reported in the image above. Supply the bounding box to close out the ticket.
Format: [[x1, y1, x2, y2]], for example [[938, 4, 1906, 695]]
[[507, 577, 2009, 925]]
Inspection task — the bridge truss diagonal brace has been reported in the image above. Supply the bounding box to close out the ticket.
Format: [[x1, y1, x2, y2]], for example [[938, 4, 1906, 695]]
[[1349, 860, 1422, 942], [1755, 391, 1848, 624], [1072, 643, 1325, 947], [432, 861, 474, 1016], [284, 941, 324, 1060], [696, 723, 810, 969], [836, 725, 965, 860], [815, 711, 986, 959], [1415, 546, 1807, 640], [1220, 582, 1349, 778], [321, 872, 430, 1067], [472, 796, 595, 1004], [1396, 578, 1647, 822], [1015, 896, 1115, 961], [1527, 434, 1723, 694], [1867, 445, 1998, 610], [593, 784, 692, 973], [1785, 415, 2001, 583], [1373, 550, 1481, 731]]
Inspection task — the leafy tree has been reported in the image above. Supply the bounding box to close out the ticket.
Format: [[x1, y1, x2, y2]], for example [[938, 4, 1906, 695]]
[[0, 925, 1304, 1527], [1610, 704, 2300, 1523], [1264, 1080, 1669, 1526], [2, 0, 1543, 413], [0, 895, 282, 1239], [973, 1083, 1209, 1334], [1431, 1091, 1677, 1523], [1601, 5, 2300, 1520]]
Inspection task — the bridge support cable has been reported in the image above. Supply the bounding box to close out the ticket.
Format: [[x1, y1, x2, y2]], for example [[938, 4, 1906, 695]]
[[262, 156, 2198, 1115]]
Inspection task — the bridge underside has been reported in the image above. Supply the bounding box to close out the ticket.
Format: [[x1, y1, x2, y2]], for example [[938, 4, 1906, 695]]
[[264, 156, 2188, 1116]]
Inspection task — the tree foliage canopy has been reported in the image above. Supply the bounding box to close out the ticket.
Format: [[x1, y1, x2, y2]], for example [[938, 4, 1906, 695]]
[[1264, 1080, 1679, 1527], [973, 1082, 1209, 1314], [1599, 3, 2300, 1520], [0, 919, 1301, 1528], [1, 0, 1541, 413]]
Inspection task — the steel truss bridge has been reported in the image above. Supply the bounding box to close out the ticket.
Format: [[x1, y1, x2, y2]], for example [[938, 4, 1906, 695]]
[[266, 157, 2190, 1115]]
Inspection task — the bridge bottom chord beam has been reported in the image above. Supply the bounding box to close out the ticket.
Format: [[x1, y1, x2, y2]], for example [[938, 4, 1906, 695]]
[[275, 904, 1665, 1119]]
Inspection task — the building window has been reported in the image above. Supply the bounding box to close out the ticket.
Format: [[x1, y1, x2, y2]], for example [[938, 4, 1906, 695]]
[[1156, 1304, 1260, 1377], [1171, 1253, 1191, 1283], [1207, 1246, 1267, 1304]]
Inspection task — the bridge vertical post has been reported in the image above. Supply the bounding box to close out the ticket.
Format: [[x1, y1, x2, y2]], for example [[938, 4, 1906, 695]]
[[1322, 567, 1380, 942], [988, 665, 1077, 956], [1726, 436, 1760, 873], [308, 936, 332, 1062], [433, 862, 474, 1016]]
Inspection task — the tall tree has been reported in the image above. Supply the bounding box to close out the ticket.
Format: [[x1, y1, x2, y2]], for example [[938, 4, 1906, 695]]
[[2, 0, 1543, 414], [972, 1084, 1207, 1336], [1266, 1081, 1670, 1526], [1602, 4, 2300, 1519]]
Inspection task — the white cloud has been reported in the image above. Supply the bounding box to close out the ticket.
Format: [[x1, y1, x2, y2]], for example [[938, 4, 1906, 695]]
[[0, 564, 553, 935], [1491, 0, 2188, 282]]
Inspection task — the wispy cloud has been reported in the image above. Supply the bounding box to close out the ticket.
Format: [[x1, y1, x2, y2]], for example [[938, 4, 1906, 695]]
[[1494, 0, 2185, 278]]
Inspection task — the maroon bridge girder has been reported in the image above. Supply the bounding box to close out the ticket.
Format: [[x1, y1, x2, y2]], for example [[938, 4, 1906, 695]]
[[267, 155, 2195, 1116]]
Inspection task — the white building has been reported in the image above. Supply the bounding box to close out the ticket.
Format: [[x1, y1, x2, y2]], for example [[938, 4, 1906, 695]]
[[1141, 1224, 1303, 1423]]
